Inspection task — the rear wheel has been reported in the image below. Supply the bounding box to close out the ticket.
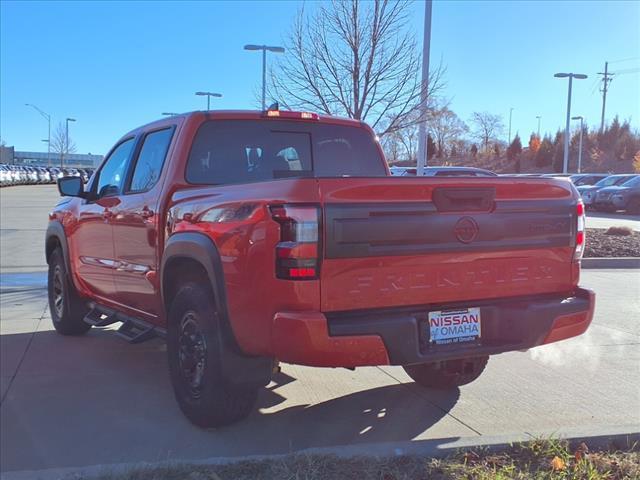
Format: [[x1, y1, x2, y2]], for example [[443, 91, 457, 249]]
[[47, 248, 91, 335], [626, 198, 640, 215], [403, 356, 489, 389], [167, 282, 258, 428]]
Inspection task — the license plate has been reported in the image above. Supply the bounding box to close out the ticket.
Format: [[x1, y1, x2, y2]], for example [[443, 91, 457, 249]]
[[428, 307, 481, 345]]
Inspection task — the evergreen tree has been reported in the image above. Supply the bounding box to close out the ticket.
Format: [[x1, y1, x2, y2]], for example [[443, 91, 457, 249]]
[[535, 135, 554, 167], [427, 134, 437, 160], [552, 130, 565, 172], [507, 134, 523, 173]]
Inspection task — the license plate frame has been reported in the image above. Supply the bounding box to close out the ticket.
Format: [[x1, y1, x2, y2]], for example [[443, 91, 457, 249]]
[[427, 307, 481, 346]]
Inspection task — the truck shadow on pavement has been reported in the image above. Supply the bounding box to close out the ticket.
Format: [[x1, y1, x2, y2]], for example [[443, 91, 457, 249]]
[[0, 327, 461, 472]]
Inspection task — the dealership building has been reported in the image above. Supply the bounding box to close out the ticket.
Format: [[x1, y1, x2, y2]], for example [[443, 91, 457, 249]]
[[0, 146, 103, 168]]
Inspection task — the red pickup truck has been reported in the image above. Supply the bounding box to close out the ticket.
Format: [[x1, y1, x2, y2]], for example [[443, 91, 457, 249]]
[[47, 109, 595, 427]]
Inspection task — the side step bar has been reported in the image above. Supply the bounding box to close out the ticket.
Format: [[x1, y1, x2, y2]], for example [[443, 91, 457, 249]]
[[83, 308, 119, 327], [83, 303, 166, 344], [116, 320, 156, 344]]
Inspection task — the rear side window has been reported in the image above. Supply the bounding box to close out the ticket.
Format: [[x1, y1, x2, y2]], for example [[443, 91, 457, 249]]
[[129, 128, 173, 192], [186, 120, 385, 185]]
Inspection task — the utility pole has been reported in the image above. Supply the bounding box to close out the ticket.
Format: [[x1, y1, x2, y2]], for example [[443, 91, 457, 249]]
[[536, 116, 541, 137], [598, 61, 613, 133], [416, 0, 432, 176]]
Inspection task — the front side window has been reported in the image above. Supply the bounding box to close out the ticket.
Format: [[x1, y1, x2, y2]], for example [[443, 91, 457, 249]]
[[596, 176, 623, 187], [129, 128, 173, 192], [621, 176, 640, 187], [96, 138, 135, 197]]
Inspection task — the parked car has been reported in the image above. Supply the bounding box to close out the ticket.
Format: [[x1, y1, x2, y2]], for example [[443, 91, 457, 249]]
[[594, 175, 640, 213], [47, 109, 594, 428], [390, 166, 497, 177], [77, 169, 91, 183], [36, 167, 51, 184], [0, 165, 13, 186], [389, 166, 410, 176], [577, 174, 637, 209], [48, 167, 64, 182], [569, 174, 609, 187]]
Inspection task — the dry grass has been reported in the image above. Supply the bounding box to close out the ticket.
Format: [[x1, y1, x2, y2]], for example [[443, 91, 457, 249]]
[[81, 438, 639, 480], [605, 226, 634, 236]]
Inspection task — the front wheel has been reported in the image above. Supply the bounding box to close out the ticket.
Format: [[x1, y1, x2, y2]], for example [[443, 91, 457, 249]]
[[167, 282, 258, 428], [403, 356, 489, 389], [47, 248, 91, 335]]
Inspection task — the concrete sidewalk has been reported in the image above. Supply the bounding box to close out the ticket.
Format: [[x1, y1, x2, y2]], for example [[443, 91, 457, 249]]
[[1, 269, 638, 475]]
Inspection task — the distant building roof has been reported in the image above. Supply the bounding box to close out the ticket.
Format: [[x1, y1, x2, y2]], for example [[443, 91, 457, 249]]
[[10, 150, 104, 167]]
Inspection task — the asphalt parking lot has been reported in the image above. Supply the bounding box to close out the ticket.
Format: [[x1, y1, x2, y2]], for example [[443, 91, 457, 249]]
[[1, 185, 639, 476]]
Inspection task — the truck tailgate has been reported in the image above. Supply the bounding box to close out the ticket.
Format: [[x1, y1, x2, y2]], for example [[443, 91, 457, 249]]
[[319, 177, 578, 312]]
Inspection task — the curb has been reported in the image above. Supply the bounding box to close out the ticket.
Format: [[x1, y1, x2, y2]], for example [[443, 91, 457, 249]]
[[3, 425, 638, 480], [581, 257, 640, 269]]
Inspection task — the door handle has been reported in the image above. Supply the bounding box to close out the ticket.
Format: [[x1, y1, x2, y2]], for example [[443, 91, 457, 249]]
[[140, 207, 154, 219]]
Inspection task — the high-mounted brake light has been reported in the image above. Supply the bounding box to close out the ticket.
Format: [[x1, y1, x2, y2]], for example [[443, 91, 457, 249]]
[[270, 205, 321, 280], [263, 110, 319, 121], [574, 201, 586, 261]]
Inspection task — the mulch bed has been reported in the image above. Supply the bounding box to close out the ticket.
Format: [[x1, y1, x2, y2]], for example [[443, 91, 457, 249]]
[[585, 228, 640, 258]]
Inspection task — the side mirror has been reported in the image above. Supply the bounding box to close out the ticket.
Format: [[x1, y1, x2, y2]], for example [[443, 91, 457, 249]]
[[57, 176, 85, 198]]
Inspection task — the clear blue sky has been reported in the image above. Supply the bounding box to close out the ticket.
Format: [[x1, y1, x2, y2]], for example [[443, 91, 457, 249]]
[[1, 0, 638, 155]]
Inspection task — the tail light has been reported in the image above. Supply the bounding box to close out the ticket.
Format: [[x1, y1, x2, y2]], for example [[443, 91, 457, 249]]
[[574, 201, 585, 261], [270, 204, 321, 280]]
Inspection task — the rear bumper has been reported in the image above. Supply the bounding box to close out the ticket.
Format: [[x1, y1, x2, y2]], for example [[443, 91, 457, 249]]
[[271, 288, 595, 367]]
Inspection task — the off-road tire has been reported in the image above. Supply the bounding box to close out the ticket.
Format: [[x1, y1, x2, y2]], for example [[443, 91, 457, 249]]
[[167, 282, 258, 428], [47, 248, 91, 335], [403, 356, 489, 389]]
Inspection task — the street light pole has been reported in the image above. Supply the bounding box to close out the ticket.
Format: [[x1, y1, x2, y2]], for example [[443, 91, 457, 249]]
[[195, 92, 222, 110], [508, 107, 514, 144], [536, 115, 541, 137], [554, 72, 587, 174], [572, 116, 584, 174], [244, 44, 285, 110], [64, 118, 76, 169], [416, 0, 432, 176], [25, 103, 51, 166]]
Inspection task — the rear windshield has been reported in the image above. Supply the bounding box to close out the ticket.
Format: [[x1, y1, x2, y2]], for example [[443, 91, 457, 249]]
[[186, 120, 386, 185]]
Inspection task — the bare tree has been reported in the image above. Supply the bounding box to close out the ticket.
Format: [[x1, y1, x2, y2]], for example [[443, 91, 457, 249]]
[[470, 112, 503, 152], [50, 122, 76, 163], [430, 106, 468, 157], [269, 0, 445, 136]]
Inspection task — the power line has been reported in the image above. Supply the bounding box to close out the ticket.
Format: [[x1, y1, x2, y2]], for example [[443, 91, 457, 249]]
[[611, 67, 640, 75], [608, 56, 640, 64]]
